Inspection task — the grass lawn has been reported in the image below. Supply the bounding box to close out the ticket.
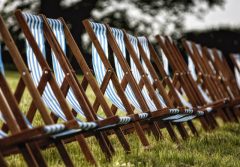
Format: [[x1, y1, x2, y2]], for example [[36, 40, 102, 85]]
[[3, 71, 240, 167]]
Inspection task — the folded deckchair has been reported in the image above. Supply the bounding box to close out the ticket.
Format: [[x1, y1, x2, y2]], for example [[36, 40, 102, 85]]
[[82, 20, 198, 143], [155, 35, 230, 130], [14, 10, 147, 163], [205, 48, 240, 116], [182, 40, 238, 122], [230, 53, 240, 89], [207, 49, 240, 98], [136, 36, 211, 136]]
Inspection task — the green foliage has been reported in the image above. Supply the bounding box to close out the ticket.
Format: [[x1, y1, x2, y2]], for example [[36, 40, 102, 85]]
[[4, 71, 240, 167]]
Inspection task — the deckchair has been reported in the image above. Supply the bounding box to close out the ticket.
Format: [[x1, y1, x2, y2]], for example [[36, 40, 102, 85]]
[[39, 16, 154, 148], [106, 28, 200, 139], [83, 20, 199, 143], [230, 53, 240, 89], [15, 10, 146, 163], [1, 32, 88, 167], [155, 35, 230, 130], [182, 40, 239, 122], [205, 48, 240, 116]]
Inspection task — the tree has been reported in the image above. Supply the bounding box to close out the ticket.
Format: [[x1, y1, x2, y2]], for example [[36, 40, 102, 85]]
[[0, 0, 225, 69]]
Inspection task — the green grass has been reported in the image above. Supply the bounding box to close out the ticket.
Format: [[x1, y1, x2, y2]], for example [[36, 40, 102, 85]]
[[3, 71, 240, 167]]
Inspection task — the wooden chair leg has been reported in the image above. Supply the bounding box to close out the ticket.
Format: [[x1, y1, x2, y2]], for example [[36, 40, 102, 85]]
[[75, 134, 97, 165], [0, 152, 7, 167], [53, 140, 74, 167], [28, 143, 48, 167], [187, 121, 199, 136], [175, 123, 189, 140], [134, 122, 150, 147], [101, 131, 115, 154], [226, 108, 239, 123], [113, 128, 131, 153], [19, 144, 40, 167], [149, 121, 163, 141], [94, 132, 113, 161], [163, 122, 180, 143]]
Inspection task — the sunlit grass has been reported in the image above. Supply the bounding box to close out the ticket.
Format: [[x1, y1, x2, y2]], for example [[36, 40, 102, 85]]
[[3, 71, 240, 167]]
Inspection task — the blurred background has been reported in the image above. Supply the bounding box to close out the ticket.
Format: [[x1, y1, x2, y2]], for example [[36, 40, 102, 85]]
[[0, 0, 239, 71]]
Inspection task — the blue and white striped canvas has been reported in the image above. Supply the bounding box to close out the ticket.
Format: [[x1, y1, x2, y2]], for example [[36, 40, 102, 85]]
[[0, 44, 4, 74]]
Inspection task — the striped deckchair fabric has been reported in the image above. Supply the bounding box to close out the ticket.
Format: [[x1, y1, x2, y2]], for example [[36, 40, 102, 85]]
[[0, 130, 7, 139], [230, 54, 240, 89], [124, 35, 200, 137], [185, 41, 214, 104], [0, 44, 4, 74], [42, 15, 172, 148]]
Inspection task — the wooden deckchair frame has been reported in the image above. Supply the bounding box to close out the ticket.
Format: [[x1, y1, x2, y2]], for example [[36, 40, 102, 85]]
[[82, 20, 192, 143], [155, 35, 225, 130], [14, 10, 129, 164], [182, 40, 239, 122]]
